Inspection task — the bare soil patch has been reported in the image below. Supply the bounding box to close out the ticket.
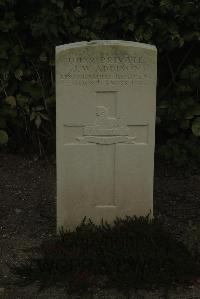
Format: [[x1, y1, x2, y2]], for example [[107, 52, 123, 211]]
[[0, 153, 200, 298]]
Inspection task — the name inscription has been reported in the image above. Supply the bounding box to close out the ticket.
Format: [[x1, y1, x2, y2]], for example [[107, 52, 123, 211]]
[[57, 53, 155, 87]]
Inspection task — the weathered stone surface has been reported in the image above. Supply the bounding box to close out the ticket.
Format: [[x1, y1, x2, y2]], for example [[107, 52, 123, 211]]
[[56, 40, 157, 230]]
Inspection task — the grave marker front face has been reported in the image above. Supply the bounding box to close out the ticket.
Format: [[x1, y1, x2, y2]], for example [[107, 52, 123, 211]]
[[56, 40, 157, 230]]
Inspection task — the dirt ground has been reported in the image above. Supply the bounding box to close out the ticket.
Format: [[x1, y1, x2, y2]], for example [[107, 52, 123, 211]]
[[0, 153, 200, 299]]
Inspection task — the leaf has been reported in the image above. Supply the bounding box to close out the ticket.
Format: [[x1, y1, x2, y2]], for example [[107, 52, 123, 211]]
[[135, 27, 144, 41], [71, 25, 80, 35], [20, 81, 43, 99], [185, 113, 194, 120], [39, 113, 49, 121], [16, 94, 29, 107], [14, 69, 23, 80], [156, 116, 161, 124], [39, 52, 47, 62], [51, 0, 64, 9], [143, 29, 152, 41], [90, 32, 97, 39], [159, 101, 168, 109], [0, 130, 8, 145], [30, 112, 36, 121], [185, 104, 200, 119], [192, 118, 200, 137], [34, 105, 44, 112], [0, 12, 18, 32], [192, 104, 200, 116], [30, 85, 43, 99], [49, 60, 55, 66], [13, 45, 21, 56], [180, 119, 189, 130], [46, 96, 55, 107], [74, 6, 84, 16], [5, 96, 16, 108], [128, 23, 135, 32], [35, 115, 42, 128]]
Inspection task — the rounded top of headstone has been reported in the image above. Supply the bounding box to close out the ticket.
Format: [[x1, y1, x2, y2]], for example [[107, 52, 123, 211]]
[[56, 40, 157, 54]]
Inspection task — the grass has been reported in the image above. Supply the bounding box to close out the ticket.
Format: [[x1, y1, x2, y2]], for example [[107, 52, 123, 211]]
[[11, 216, 200, 294]]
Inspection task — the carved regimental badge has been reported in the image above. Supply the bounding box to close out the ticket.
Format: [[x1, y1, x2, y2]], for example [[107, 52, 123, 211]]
[[76, 106, 136, 145]]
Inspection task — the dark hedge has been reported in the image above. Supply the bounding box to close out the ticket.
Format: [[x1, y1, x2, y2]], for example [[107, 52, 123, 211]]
[[0, 0, 200, 163]]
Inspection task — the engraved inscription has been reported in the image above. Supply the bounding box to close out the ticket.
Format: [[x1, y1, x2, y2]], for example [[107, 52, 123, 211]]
[[84, 127, 129, 136], [57, 49, 156, 87], [63, 55, 144, 64], [79, 136, 135, 145]]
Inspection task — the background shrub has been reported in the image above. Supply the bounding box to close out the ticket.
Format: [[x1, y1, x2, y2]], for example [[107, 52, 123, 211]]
[[0, 0, 200, 163]]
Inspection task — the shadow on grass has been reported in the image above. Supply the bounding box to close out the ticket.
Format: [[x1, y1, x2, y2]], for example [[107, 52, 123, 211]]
[[10, 216, 200, 294]]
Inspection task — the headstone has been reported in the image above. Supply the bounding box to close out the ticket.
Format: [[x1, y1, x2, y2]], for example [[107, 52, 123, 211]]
[[56, 40, 157, 230]]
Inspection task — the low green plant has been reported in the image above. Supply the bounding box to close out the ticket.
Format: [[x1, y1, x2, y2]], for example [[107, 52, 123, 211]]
[[11, 216, 200, 294]]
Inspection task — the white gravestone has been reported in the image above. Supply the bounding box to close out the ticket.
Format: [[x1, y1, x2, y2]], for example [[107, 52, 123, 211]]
[[56, 40, 157, 230]]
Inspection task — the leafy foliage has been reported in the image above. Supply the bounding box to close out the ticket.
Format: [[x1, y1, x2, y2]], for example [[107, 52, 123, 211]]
[[11, 216, 199, 294], [0, 0, 200, 162], [0, 129, 8, 145]]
